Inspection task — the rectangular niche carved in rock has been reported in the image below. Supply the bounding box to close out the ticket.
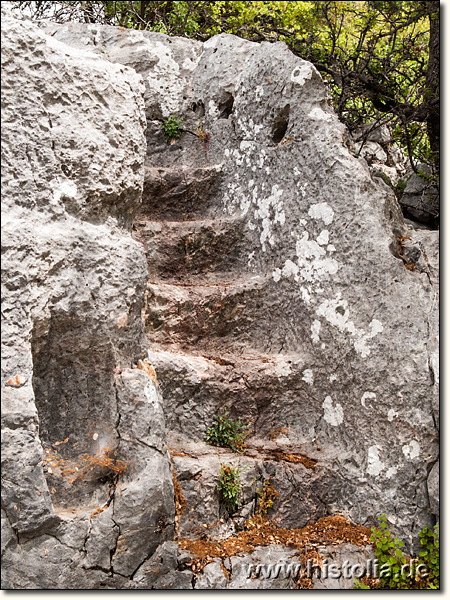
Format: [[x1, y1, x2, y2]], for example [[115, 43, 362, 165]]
[[31, 311, 124, 510]]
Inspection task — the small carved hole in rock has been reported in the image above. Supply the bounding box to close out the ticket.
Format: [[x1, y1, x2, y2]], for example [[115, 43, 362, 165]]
[[272, 105, 290, 143], [192, 100, 205, 117], [61, 163, 71, 176], [218, 93, 234, 119]]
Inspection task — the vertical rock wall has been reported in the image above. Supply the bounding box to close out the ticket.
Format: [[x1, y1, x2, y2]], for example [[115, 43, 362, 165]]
[[1, 10, 174, 588]]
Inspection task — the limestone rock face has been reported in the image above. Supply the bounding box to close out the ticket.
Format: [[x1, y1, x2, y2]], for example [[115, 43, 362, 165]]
[[132, 541, 375, 589], [399, 164, 439, 226], [427, 461, 439, 518], [49, 24, 439, 548], [2, 9, 439, 589], [347, 122, 410, 190], [1, 9, 174, 589]]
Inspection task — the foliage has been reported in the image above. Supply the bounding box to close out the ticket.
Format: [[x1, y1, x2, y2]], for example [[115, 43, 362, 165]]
[[161, 114, 183, 143], [370, 513, 408, 589], [419, 524, 439, 588], [205, 409, 248, 452], [394, 177, 407, 200], [217, 463, 241, 513], [353, 514, 439, 589]]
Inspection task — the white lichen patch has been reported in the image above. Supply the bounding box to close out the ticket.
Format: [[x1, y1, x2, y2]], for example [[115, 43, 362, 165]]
[[316, 294, 383, 358], [317, 230, 329, 246], [367, 445, 385, 476], [361, 391, 376, 408], [240, 140, 255, 152], [143, 381, 158, 406], [353, 319, 384, 357], [296, 231, 326, 261], [272, 231, 338, 284], [329, 374, 337, 382], [254, 184, 284, 251], [302, 369, 314, 385], [308, 202, 334, 225], [402, 440, 420, 459], [370, 319, 384, 337], [300, 286, 311, 304], [272, 268, 282, 282], [387, 408, 398, 422], [290, 63, 314, 86], [316, 295, 353, 331], [50, 178, 77, 205], [274, 357, 292, 378], [322, 396, 343, 426], [282, 259, 299, 280], [385, 467, 397, 479], [311, 319, 321, 343], [308, 107, 333, 122], [208, 99, 220, 118]]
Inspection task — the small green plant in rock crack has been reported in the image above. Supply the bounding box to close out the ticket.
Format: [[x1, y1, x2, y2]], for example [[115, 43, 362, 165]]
[[217, 463, 242, 514], [418, 524, 439, 588], [394, 178, 407, 200], [353, 514, 439, 589], [205, 409, 248, 452], [161, 115, 183, 143], [196, 120, 211, 151]]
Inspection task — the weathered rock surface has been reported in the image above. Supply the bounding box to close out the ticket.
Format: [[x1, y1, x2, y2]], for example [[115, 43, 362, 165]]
[[51, 24, 439, 550], [345, 122, 409, 190], [427, 461, 439, 518], [399, 164, 439, 226], [346, 123, 440, 231], [311, 543, 375, 589], [129, 540, 375, 589], [1, 8, 174, 589], [2, 6, 439, 589], [170, 440, 329, 540]]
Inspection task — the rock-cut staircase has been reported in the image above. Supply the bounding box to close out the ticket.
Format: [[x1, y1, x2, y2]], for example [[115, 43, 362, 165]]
[[132, 159, 329, 539], [133, 161, 316, 444]]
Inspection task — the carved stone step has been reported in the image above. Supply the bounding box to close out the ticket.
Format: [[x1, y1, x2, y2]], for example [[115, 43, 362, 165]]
[[134, 217, 250, 281], [139, 164, 224, 221], [145, 275, 270, 347], [169, 440, 328, 540], [146, 348, 317, 443]]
